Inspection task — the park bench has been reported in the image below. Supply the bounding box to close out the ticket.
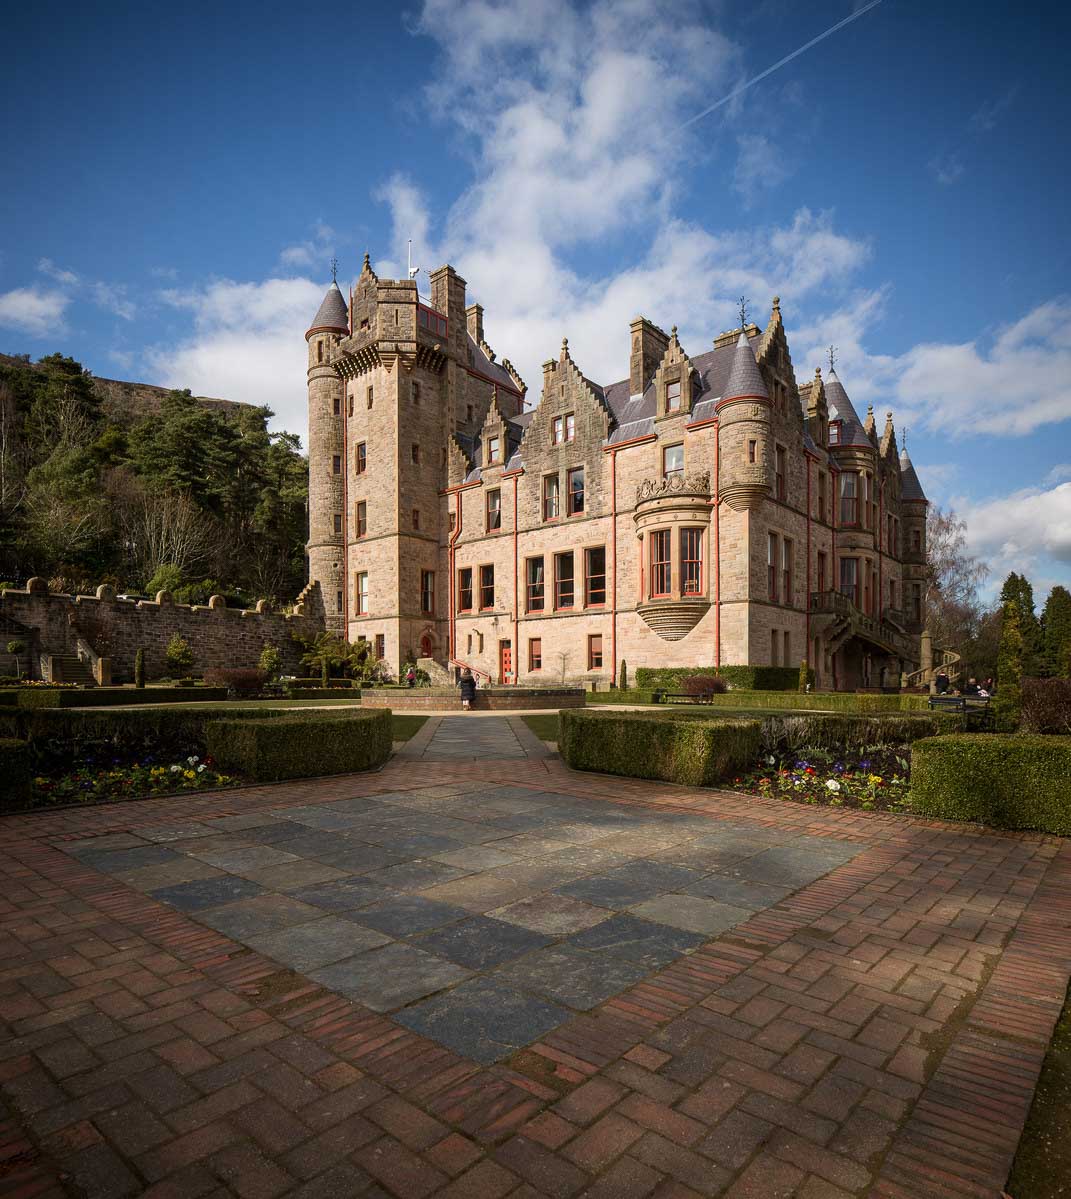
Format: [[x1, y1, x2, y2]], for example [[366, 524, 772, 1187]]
[[652, 691, 715, 704], [928, 694, 994, 727]]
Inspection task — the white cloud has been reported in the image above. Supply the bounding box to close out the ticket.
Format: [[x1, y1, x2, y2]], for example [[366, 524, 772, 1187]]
[[733, 134, 791, 204], [1045, 464, 1071, 486], [0, 285, 70, 337], [32, 257, 136, 321], [929, 151, 965, 185], [279, 223, 337, 271], [37, 257, 80, 286], [960, 483, 1071, 585], [970, 86, 1018, 133], [147, 277, 325, 436]]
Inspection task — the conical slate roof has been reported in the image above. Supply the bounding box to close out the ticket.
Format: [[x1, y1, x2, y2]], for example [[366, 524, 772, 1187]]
[[722, 331, 768, 401], [308, 282, 349, 332], [824, 368, 871, 447], [899, 446, 927, 502]]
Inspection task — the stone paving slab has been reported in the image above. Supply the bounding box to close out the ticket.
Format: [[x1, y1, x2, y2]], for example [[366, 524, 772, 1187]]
[[0, 719, 1068, 1197]]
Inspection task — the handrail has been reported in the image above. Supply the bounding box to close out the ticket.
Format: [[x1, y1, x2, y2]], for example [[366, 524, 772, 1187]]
[[448, 657, 492, 682]]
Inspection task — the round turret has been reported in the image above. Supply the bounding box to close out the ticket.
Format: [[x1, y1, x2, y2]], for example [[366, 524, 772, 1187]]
[[716, 332, 770, 511]]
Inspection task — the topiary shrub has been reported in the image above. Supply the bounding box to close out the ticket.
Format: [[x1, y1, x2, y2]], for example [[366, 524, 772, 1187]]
[[134, 648, 146, 689], [1021, 678, 1071, 735], [798, 660, 809, 692], [683, 674, 729, 697], [203, 668, 268, 698], [206, 710, 392, 782], [636, 665, 812, 692], [618, 659, 628, 691], [0, 739, 31, 809], [558, 709, 761, 787], [993, 600, 1024, 731], [910, 733, 1071, 834], [165, 634, 194, 676], [259, 645, 282, 683]]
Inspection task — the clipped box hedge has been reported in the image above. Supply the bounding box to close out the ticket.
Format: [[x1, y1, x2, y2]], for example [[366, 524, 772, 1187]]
[[635, 665, 810, 692], [0, 738, 31, 807], [16, 686, 229, 709], [283, 687, 363, 701], [559, 709, 761, 787], [625, 689, 929, 714], [206, 710, 392, 782], [761, 712, 962, 755], [0, 692, 18, 707], [587, 690, 658, 706], [910, 734, 1071, 834]]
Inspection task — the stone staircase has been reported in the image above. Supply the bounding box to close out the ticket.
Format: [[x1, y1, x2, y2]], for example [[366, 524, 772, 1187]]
[[417, 657, 454, 686], [51, 656, 96, 686]]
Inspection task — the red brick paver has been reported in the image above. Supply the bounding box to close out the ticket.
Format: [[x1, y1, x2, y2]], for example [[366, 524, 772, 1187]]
[[1, 753, 1067, 1198]]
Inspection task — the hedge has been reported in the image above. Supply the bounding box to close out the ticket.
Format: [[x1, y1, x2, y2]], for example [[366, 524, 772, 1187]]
[[635, 665, 812, 692], [283, 687, 364, 700], [0, 692, 17, 707], [206, 710, 392, 782], [558, 709, 761, 787], [587, 690, 658, 705], [910, 734, 1071, 834], [286, 678, 356, 690], [16, 686, 229, 709], [760, 712, 963, 755], [0, 707, 280, 774], [0, 739, 30, 807]]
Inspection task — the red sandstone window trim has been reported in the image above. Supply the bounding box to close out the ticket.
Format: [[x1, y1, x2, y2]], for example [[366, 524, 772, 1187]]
[[528, 638, 542, 671], [486, 489, 502, 531], [355, 572, 368, 615], [554, 551, 575, 609], [588, 634, 604, 670], [479, 564, 495, 610], [526, 556, 545, 612], [584, 546, 606, 607], [542, 474, 560, 521], [355, 443, 367, 474], [567, 467, 585, 516], [681, 527, 703, 596], [649, 530, 671, 598], [457, 567, 473, 612], [355, 501, 367, 538]]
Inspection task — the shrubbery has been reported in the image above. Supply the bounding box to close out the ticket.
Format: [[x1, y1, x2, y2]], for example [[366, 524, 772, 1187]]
[[559, 709, 761, 787], [636, 665, 814, 691], [206, 711, 392, 782], [165, 634, 194, 676], [759, 712, 962, 756], [683, 674, 729, 697], [910, 734, 1071, 834], [0, 739, 30, 807], [15, 687, 228, 709], [203, 668, 268, 697], [1021, 678, 1071, 734]]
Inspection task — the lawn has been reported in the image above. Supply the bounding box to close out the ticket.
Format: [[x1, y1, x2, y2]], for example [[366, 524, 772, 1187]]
[[522, 714, 560, 743]]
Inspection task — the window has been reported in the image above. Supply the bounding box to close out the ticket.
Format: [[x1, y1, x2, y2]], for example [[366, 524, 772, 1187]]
[[542, 474, 560, 521], [411, 444, 420, 465], [526, 557, 545, 611], [889, 579, 897, 610], [818, 472, 827, 522], [336, 590, 343, 614], [333, 396, 341, 416], [375, 634, 385, 659], [775, 446, 786, 501], [912, 582, 922, 623], [567, 467, 585, 516], [458, 567, 473, 612], [348, 394, 354, 417], [421, 570, 434, 615], [782, 538, 793, 607], [467, 404, 474, 423], [911, 528, 921, 553], [771, 628, 779, 666], [355, 572, 368, 615], [663, 444, 684, 479], [417, 305, 447, 336], [486, 489, 501, 531], [585, 547, 606, 606], [366, 386, 373, 410], [862, 473, 872, 529], [817, 551, 827, 593], [333, 513, 342, 535], [839, 472, 858, 525], [332, 454, 341, 475], [566, 413, 575, 441], [449, 511, 457, 530], [412, 508, 420, 530], [317, 340, 323, 363], [554, 552, 574, 608], [412, 382, 420, 406], [588, 634, 604, 670], [479, 564, 495, 610], [467, 633, 472, 655], [528, 638, 542, 671], [355, 443, 367, 474], [784, 630, 791, 668], [355, 501, 366, 537], [666, 379, 681, 412], [681, 528, 702, 595], [650, 530, 671, 597], [768, 532, 779, 603], [552, 416, 563, 444], [748, 439, 756, 464], [360, 318, 369, 331], [828, 421, 841, 445], [840, 557, 858, 608], [486, 436, 500, 465]]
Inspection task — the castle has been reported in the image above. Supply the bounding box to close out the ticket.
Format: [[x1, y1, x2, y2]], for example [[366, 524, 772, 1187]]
[[305, 257, 927, 690]]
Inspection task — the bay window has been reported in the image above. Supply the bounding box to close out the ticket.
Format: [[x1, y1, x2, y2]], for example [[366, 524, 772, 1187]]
[[681, 528, 702, 595], [840, 472, 858, 525], [649, 530, 671, 597]]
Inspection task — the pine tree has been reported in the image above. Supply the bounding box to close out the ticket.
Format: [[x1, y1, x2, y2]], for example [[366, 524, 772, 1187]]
[[999, 572, 1041, 675], [1040, 586, 1071, 678], [618, 659, 628, 691], [993, 600, 1024, 731]]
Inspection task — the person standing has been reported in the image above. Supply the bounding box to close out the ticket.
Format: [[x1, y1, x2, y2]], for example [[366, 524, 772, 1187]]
[[459, 668, 476, 711]]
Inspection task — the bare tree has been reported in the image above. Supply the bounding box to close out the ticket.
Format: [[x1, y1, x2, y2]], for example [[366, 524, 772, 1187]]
[[0, 383, 27, 523], [925, 505, 994, 671], [104, 470, 210, 584]]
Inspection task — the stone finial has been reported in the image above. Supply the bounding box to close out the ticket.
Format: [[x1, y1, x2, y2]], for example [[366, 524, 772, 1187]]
[[671, 325, 678, 337], [772, 295, 780, 311], [255, 599, 271, 614], [363, 252, 370, 269], [155, 590, 173, 605], [815, 366, 822, 377], [96, 584, 115, 601], [208, 594, 227, 610], [26, 577, 48, 595]]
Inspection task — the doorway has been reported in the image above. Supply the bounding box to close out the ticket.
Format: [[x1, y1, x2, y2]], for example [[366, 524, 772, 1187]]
[[498, 639, 512, 684]]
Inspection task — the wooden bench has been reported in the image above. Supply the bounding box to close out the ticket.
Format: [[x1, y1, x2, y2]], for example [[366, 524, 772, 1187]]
[[652, 691, 715, 704], [928, 694, 994, 727]]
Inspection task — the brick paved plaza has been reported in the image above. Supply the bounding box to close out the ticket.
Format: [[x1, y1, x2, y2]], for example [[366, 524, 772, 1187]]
[[1, 716, 1068, 1198]]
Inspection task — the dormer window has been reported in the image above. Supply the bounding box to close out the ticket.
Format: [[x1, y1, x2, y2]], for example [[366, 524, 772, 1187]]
[[666, 379, 681, 412], [552, 414, 575, 444], [828, 421, 841, 446], [486, 435, 500, 465]]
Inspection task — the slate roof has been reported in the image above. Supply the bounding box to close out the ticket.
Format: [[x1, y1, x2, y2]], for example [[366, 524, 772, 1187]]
[[467, 335, 523, 396], [899, 447, 927, 501], [308, 283, 349, 332], [723, 330, 769, 401], [824, 368, 872, 448]]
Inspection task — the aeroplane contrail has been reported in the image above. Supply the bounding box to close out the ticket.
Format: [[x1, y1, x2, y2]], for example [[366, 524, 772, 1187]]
[[681, 0, 884, 129]]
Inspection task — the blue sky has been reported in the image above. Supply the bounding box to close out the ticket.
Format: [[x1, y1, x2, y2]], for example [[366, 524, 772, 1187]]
[[2, 0, 1069, 598]]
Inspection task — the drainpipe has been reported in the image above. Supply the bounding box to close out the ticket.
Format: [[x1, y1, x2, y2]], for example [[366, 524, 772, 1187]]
[[714, 420, 721, 670], [447, 486, 464, 661], [610, 447, 618, 686], [513, 474, 519, 684], [341, 365, 348, 638], [878, 478, 885, 622], [805, 455, 812, 679]]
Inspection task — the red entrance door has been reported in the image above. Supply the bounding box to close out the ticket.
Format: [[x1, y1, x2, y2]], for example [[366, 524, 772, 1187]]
[[420, 634, 432, 658], [498, 640, 512, 683]]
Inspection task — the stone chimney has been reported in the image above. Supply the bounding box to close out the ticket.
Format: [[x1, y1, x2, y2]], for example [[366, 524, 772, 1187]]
[[466, 303, 484, 345], [629, 316, 670, 397]]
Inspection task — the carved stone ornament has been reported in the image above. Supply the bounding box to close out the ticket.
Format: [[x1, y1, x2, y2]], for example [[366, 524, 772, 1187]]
[[635, 471, 711, 505]]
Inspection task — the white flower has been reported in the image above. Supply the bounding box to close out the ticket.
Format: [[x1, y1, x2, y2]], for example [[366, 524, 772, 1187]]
[[197, 765, 205, 773], [170, 765, 181, 773], [825, 779, 841, 792], [187, 756, 199, 766], [765, 755, 776, 766]]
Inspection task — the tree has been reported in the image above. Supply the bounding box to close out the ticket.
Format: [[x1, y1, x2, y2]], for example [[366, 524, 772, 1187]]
[[999, 573, 1042, 675], [618, 659, 628, 691], [993, 601, 1024, 731], [134, 647, 146, 688], [258, 645, 282, 682], [165, 634, 194, 676], [299, 632, 349, 682], [1040, 585, 1071, 678], [7, 638, 26, 678], [925, 507, 989, 647]]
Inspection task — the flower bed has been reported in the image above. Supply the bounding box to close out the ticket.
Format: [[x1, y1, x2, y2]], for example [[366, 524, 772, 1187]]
[[732, 744, 911, 813], [32, 754, 236, 805]]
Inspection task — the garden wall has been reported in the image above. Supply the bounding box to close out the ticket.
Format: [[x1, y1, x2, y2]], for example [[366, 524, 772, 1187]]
[[0, 579, 326, 683]]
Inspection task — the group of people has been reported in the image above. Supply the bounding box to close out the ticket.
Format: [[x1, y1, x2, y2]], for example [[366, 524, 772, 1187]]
[[935, 671, 994, 698]]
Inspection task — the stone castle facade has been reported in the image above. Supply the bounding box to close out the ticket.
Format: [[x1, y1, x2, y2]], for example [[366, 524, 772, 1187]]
[[306, 257, 928, 690]]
